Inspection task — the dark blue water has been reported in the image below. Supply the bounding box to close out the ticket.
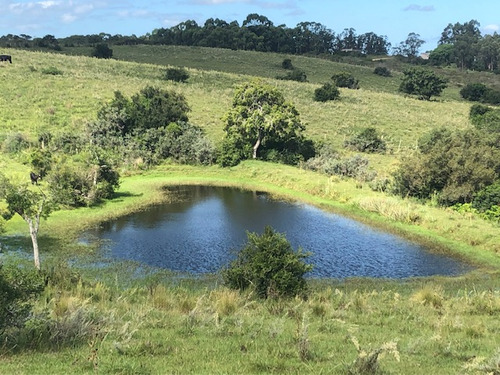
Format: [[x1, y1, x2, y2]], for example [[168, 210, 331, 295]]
[[88, 185, 471, 278]]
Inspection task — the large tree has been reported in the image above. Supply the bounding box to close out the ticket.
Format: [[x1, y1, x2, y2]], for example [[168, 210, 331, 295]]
[[0, 174, 53, 270], [399, 67, 448, 100], [222, 80, 305, 160]]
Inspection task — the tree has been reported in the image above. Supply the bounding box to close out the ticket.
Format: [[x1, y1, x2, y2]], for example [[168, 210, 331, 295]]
[[429, 44, 455, 66], [331, 72, 359, 89], [100, 86, 190, 136], [460, 83, 488, 102], [392, 129, 500, 205], [393, 32, 425, 59], [164, 67, 189, 82], [91, 43, 113, 59], [399, 68, 447, 100], [439, 20, 482, 70], [222, 226, 312, 298], [0, 174, 53, 270], [222, 80, 305, 160], [314, 82, 340, 102]]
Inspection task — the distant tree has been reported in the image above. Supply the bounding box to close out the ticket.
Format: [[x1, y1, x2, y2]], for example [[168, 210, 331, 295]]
[[393, 128, 500, 205], [165, 67, 189, 82], [222, 226, 312, 299], [478, 34, 500, 71], [276, 68, 307, 82], [399, 68, 447, 100], [222, 80, 305, 161], [460, 83, 488, 102], [0, 173, 54, 270], [100, 86, 190, 136], [92, 43, 113, 59], [439, 20, 482, 70], [393, 32, 425, 59], [373, 66, 391, 77], [314, 82, 340, 102], [331, 72, 359, 89], [281, 58, 293, 70], [429, 44, 455, 66]]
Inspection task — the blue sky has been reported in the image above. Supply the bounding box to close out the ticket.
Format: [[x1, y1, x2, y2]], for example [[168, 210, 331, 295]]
[[1, 0, 499, 52]]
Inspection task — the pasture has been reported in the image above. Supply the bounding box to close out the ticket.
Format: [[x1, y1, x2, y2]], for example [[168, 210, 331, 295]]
[[0, 47, 499, 374]]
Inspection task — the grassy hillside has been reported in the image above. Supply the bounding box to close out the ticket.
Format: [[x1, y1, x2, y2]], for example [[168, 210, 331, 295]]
[[0, 48, 473, 173], [1, 48, 500, 375]]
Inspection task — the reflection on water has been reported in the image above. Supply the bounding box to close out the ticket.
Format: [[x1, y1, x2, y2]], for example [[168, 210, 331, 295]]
[[87, 185, 471, 278]]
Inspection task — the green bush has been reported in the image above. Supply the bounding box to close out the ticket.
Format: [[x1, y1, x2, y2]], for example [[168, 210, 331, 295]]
[[460, 83, 488, 102], [344, 127, 386, 153], [314, 82, 340, 102], [373, 66, 391, 77], [399, 67, 447, 100], [281, 58, 293, 70], [222, 226, 312, 299], [41, 66, 63, 75], [472, 182, 500, 213], [165, 67, 190, 83], [2, 132, 31, 154], [91, 43, 113, 59], [470, 107, 500, 132], [482, 88, 500, 105], [0, 264, 45, 335], [277, 68, 307, 82], [331, 72, 359, 89], [303, 146, 377, 182]]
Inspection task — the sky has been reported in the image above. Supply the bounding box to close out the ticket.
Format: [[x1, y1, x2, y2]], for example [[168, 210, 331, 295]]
[[1, 0, 499, 52]]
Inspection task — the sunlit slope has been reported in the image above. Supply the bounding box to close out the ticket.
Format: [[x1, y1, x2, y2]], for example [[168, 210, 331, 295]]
[[0, 49, 472, 171]]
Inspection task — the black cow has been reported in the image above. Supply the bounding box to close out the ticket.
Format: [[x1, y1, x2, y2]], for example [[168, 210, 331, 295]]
[[30, 172, 41, 185], [0, 55, 12, 63]]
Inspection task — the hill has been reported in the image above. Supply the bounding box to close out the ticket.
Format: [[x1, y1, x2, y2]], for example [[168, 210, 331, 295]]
[[0, 47, 475, 175], [1, 46, 500, 375]]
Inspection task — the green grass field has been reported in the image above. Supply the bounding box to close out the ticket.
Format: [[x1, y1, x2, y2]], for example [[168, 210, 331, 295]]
[[1, 47, 500, 374]]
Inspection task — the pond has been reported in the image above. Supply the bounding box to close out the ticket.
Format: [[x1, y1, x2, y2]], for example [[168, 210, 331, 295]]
[[86, 185, 471, 278]]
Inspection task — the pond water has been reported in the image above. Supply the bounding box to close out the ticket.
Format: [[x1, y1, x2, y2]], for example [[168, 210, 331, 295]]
[[87, 185, 471, 278]]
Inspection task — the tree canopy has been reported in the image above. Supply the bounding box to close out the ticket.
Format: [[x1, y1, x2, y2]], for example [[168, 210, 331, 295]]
[[221, 80, 308, 164], [399, 68, 448, 100]]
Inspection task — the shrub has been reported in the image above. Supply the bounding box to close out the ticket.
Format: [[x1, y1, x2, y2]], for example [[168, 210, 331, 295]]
[[344, 127, 386, 153], [460, 83, 488, 102], [471, 108, 500, 132], [302, 146, 377, 182], [281, 58, 294, 70], [373, 66, 391, 77], [331, 72, 359, 89], [314, 82, 340, 102], [277, 68, 307, 82], [222, 226, 312, 299], [470, 103, 492, 118], [399, 67, 447, 100], [0, 264, 45, 335], [482, 88, 500, 105], [41, 66, 63, 75], [165, 67, 190, 83], [2, 132, 31, 154], [472, 182, 500, 213]]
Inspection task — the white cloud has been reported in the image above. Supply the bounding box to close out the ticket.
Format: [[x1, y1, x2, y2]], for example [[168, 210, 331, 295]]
[[404, 4, 435, 12], [484, 24, 500, 33]]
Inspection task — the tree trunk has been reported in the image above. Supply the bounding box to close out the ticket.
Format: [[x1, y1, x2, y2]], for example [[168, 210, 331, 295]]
[[26, 217, 40, 270], [252, 132, 262, 159]]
